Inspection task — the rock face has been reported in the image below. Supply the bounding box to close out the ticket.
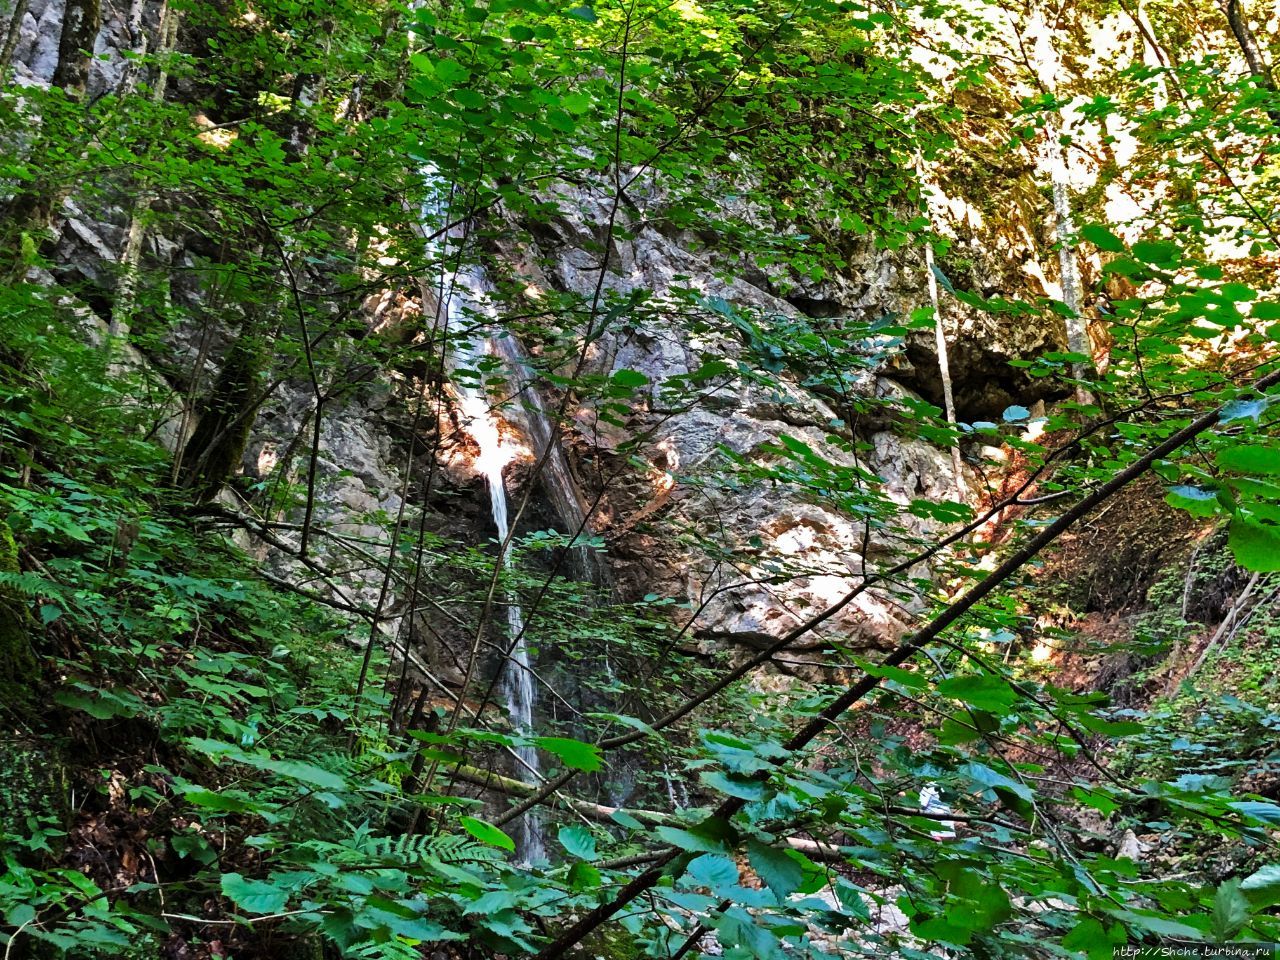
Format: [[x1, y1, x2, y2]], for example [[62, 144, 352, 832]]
[[499, 184, 1035, 655], [7, 7, 1070, 672], [10, 0, 152, 96]]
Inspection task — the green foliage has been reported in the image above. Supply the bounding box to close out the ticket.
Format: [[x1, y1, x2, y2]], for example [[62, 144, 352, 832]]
[[4, 0, 1280, 954]]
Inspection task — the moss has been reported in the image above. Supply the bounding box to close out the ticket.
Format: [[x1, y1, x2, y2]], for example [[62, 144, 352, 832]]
[[0, 736, 71, 859], [0, 520, 39, 712]]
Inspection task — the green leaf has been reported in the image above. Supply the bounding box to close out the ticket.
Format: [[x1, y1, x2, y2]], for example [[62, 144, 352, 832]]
[[746, 839, 804, 899], [1131, 239, 1179, 265], [611, 809, 645, 830], [181, 789, 262, 814], [1080, 224, 1125, 252], [655, 823, 732, 855], [1228, 519, 1280, 572], [714, 906, 786, 959], [1211, 879, 1250, 940], [931, 264, 957, 295], [268, 759, 346, 791], [221, 873, 288, 914], [534, 736, 603, 772], [5, 903, 35, 927], [936, 674, 1017, 712], [700, 770, 766, 801], [459, 816, 515, 852], [1242, 865, 1280, 907], [567, 861, 602, 891], [684, 853, 739, 893], [54, 689, 141, 720], [454, 88, 486, 110], [558, 825, 597, 860], [1063, 918, 1112, 960], [1167, 485, 1222, 517], [1217, 445, 1280, 475], [561, 92, 592, 115], [1228, 800, 1280, 824], [1076, 714, 1145, 737], [611, 368, 649, 389], [962, 761, 1033, 801], [858, 660, 928, 689], [567, 4, 598, 21]]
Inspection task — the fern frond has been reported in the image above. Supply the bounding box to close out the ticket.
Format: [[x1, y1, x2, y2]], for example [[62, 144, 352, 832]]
[[0, 570, 62, 599]]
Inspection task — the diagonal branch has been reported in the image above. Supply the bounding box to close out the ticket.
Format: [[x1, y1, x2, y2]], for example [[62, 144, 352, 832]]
[[530, 366, 1280, 959]]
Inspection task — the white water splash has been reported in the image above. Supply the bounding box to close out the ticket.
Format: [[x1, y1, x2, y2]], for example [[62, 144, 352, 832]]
[[418, 169, 546, 862], [447, 285, 547, 864]]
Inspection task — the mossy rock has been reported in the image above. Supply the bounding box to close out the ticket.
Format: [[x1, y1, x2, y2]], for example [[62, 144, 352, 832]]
[[0, 735, 72, 857], [0, 520, 40, 712]]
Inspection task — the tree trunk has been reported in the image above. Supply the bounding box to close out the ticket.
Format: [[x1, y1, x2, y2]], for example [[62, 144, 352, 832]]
[[0, 0, 31, 70], [51, 0, 101, 98], [175, 330, 265, 502], [924, 239, 966, 498], [1223, 0, 1280, 124]]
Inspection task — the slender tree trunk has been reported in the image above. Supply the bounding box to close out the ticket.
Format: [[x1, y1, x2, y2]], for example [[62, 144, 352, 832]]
[[1223, 0, 1280, 124], [915, 149, 966, 497], [110, 5, 181, 339], [923, 239, 965, 498], [0, 0, 30, 70], [1046, 117, 1094, 405]]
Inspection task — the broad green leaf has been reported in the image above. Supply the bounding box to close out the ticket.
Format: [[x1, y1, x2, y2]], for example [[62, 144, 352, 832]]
[[5, 903, 35, 927], [459, 816, 515, 852], [1242, 865, 1280, 907], [534, 736, 603, 771], [962, 761, 1033, 801], [1063, 917, 1120, 960], [1227, 519, 1280, 572], [568, 861, 602, 891], [463, 889, 518, 915], [611, 368, 649, 388], [858, 660, 928, 689], [1211, 879, 1250, 940], [936, 674, 1017, 712], [684, 853, 739, 894], [700, 770, 766, 801], [713, 906, 786, 959], [1228, 800, 1280, 824], [181, 789, 263, 814], [1167, 485, 1222, 518], [1131, 239, 1179, 265], [558, 824, 597, 860], [1217, 445, 1280, 475], [655, 823, 733, 855], [611, 809, 645, 830], [1080, 224, 1125, 252], [746, 839, 804, 899], [221, 873, 288, 914], [268, 759, 346, 791]]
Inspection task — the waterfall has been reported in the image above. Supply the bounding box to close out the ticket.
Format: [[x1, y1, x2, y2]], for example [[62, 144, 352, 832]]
[[419, 170, 603, 862], [417, 170, 547, 861], [447, 287, 547, 864], [487, 335, 604, 585]]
